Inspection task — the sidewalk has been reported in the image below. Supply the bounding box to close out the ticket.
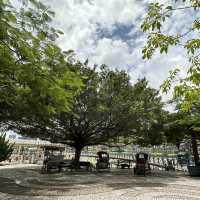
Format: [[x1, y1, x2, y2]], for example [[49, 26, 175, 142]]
[[0, 164, 199, 200]]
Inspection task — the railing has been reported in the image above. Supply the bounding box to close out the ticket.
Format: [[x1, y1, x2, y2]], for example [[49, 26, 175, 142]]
[[64, 152, 183, 171], [149, 156, 184, 171], [5, 150, 186, 172]]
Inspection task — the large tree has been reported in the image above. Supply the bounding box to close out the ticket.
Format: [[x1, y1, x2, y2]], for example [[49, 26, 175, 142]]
[[12, 64, 138, 166], [165, 108, 200, 166], [0, 0, 82, 125], [10, 64, 162, 165], [12, 64, 166, 166]]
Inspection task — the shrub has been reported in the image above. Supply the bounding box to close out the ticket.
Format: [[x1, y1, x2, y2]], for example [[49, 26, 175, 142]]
[[0, 134, 14, 162]]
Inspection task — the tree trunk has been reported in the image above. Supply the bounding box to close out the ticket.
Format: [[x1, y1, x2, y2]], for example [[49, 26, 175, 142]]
[[73, 148, 82, 168], [176, 142, 180, 150], [191, 132, 200, 166]]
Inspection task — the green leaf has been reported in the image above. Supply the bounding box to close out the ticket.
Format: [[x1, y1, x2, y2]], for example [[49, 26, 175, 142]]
[[38, 31, 46, 40]]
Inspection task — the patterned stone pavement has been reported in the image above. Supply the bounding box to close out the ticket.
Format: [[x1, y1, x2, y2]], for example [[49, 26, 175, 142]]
[[0, 164, 200, 200]]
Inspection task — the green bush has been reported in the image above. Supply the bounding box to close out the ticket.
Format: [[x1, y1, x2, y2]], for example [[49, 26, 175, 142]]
[[0, 134, 14, 162]]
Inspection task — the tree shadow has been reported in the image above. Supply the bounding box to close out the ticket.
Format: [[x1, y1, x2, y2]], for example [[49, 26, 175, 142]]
[[0, 177, 36, 196], [106, 182, 167, 190], [0, 167, 196, 197]]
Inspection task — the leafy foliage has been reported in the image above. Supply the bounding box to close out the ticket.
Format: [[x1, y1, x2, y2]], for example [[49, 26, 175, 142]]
[[11, 64, 134, 162], [141, 0, 200, 112], [0, 0, 82, 124], [0, 133, 13, 162], [164, 112, 188, 149], [129, 78, 166, 146], [142, 1, 200, 164], [164, 106, 200, 165]]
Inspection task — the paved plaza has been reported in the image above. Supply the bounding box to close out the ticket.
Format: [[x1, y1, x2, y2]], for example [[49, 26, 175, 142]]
[[0, 164, 200, 200]]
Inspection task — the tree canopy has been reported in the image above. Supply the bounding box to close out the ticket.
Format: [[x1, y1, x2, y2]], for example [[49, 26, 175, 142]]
[[164, 112, 186, 149], [164, 105, 200, 165], [11, 63, 165, 165], [128, 78, 166, 146], [0, 0, 82, 125], [141, 0, 200, 112]]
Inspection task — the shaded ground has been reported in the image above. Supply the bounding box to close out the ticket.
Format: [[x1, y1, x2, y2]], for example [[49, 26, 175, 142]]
[[0, 164, 200, 199]]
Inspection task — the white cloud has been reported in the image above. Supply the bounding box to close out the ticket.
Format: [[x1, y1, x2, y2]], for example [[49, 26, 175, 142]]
[[42, 0, 194, 111], [44, 0, 146, 50], [90, 38, 133, 70]]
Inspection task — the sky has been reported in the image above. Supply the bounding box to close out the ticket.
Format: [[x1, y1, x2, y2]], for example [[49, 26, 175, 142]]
[[42, 0, 196, 109]]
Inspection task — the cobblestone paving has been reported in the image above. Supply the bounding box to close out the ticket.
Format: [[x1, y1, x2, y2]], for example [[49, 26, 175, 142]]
[[0, 164, 200, 199]]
